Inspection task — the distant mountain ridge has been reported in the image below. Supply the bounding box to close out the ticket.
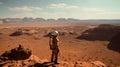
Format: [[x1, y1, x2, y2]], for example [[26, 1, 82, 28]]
[[0, 17, 120, 24]]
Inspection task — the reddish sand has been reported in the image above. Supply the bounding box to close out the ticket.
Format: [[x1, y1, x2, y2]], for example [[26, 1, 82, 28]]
[[0, 22, 120, 67]]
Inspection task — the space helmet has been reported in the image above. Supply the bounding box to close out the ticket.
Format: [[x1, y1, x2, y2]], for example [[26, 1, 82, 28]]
[[51, 31, 59, 36]]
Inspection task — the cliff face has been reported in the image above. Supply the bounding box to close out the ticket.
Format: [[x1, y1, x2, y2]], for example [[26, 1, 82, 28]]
[[108, 33, 120, 53], [77, 24, 120, 41]]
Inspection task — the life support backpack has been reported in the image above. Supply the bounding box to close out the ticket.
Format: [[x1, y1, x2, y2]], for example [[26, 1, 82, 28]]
[[49, 43, 56, 50], [49, 36, 59, 50]]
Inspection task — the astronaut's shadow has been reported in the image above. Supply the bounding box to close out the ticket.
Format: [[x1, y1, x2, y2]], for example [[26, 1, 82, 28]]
[[28, 61, 57, 67]]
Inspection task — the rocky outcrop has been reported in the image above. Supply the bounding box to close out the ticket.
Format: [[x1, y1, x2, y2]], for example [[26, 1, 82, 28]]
[[77, 24, 120, 41], [10, 29, 38, 36], [108, 32, 120, 52], [10, 30, 23, 36], [0, 44, 32, 60]]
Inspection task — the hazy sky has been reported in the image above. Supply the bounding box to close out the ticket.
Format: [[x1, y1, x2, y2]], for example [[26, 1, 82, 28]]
[[0, 0, 120, 19]]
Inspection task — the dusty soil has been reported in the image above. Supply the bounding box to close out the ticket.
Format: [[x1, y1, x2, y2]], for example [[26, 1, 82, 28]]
[[0, 22, 120, 67]]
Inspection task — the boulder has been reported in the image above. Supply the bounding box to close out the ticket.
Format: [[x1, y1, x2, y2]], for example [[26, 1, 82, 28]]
[[0, 44, 32, 60]]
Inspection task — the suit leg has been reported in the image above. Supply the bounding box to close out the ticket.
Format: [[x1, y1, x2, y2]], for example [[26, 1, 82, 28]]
[[51, 50, 54, 62], [55, 49, 59, 64]]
